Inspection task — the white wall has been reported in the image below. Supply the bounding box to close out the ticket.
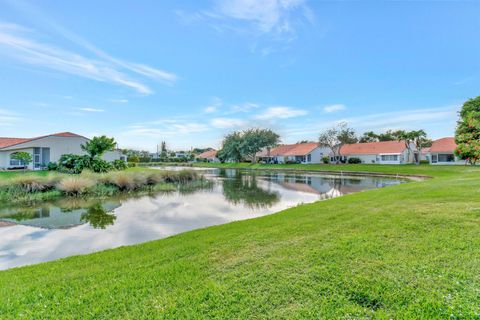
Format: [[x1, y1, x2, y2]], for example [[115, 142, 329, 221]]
[[308, 147, 331, 164]]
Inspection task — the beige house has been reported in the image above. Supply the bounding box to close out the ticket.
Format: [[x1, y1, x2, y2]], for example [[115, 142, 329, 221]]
[[0, 132, 125, 170]]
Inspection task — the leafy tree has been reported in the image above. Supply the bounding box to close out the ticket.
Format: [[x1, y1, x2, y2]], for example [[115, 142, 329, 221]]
[[359, 130, 408, 143], [81, 136, 116, 160], [217, 131, 243, 162], [455, 96, 480, 165], [240, 128, 280, 163], [319, 122, 357, 163], [11, 152, 32, 172], [397, 130, 427, 165]]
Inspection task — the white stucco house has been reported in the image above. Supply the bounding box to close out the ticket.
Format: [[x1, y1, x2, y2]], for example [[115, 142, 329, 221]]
[[0, 132, 126, 170], [338, 140, 417, 164], [257, 143, 330, 164], [428, 137, 465, 165]]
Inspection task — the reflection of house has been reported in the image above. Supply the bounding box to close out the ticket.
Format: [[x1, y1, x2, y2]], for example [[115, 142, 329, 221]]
[[0, 221, 16, 228], [257, 143, 330, 164], [338, 141, 416, 164], [196, 150, 219, 163], [0, 132, 125, 170], [427, 137, 465, 165], [0, 201, 120, 229]]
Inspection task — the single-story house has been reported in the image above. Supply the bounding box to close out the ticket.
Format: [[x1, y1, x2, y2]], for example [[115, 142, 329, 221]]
[[428, 137, 465, 165], [0, 132, 125, 170], [338, 140, 416, 164], [420, 147, 431, 162], [257, 143, 331, 164], [196, 150, 219, 163]]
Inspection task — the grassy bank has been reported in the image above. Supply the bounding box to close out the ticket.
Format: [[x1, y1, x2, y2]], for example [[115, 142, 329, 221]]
[[0, 168, 200, 205], [1, 165, 480, 318]]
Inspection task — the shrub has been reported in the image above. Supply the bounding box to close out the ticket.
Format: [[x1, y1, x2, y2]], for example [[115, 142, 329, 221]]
[[47, 162, 58, 171], [89, 158, 112, 173], [420, 160, 430, 165], [112, 159, 128, 170], [56, 177, 95, 195], [107, 172, 137, 191], [348, 157, 362, 164], [322, 156, 329, 164], [9, 175, 53, 193]]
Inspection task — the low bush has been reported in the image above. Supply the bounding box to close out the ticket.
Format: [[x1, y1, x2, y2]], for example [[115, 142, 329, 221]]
[[112, 160, 128, 170], [348, 157, 362, 164], [322, 156, 330, 164]]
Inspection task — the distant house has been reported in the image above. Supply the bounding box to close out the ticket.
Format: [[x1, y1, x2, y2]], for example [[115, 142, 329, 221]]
[[196, 150, 219, 163], [339, 140, 416, 164], [0, 132, 125, 170], [257, 143, 330, 164], [420, 147, 431, 162], [428, 137, 465, 165]]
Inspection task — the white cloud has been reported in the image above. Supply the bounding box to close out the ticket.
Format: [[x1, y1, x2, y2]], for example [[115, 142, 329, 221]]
[[0, 108, 23, 126], [210, 117, 247, 128], [125, 118, 209, 138], [204, 106, 217, 113], [322, 104, 346, 113], [214, 0, 310, 35], [110, 98, 128, 104], [230, 102, 259, 113], [254, 106, 307, 120], [0, 22, 178, 94], [78, 107, 104, 113]]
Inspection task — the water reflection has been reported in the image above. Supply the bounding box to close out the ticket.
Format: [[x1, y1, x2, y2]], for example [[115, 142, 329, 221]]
[[220, 170, 280, 209], [0, 169, 404, 270], [81, 204, 117, 229]]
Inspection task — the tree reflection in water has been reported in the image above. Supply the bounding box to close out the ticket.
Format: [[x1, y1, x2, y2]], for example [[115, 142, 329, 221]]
[[220, 170, 280, 209], [81, 203, 117, 229]]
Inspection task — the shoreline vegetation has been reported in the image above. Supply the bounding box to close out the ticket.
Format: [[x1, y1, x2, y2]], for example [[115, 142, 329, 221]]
[[0, 168, 203, 206], [1, 164, 480, 318]]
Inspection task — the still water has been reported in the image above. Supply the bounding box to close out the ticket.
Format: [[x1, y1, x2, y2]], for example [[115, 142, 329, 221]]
[[0, 168, 404, 270]]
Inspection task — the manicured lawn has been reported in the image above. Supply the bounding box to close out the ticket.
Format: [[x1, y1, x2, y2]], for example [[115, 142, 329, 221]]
[[0, 170, 49, 179], [1, 164, 480, 318]]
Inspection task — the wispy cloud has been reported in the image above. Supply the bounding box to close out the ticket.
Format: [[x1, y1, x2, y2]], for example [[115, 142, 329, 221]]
[[203, 97, 223, 113], [177, 0, 314, 55], [77, 107, 105, 113], [125, 118, 209, 138], [254, 106, 307, 120], [0, 108, 23, 126], [322, 104, 346, 113], [210, 117, 247, 128], [109, 98, 129, 104], [0, 22, 178, 94]]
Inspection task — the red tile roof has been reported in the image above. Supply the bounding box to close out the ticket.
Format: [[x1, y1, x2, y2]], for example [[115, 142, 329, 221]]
[[340, 141, 407, 155], [197, 150, 217, 158], [258, 143, 320, 157], [429, 137, 457, 153], [0, 132, 86, 149]]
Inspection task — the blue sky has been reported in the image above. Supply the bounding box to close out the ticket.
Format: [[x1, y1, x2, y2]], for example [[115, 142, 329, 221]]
[[0, 0, 479, 151]]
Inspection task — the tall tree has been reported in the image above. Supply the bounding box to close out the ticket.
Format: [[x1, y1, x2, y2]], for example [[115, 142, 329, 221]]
[[240, 128, 280, 163], [319, 122, 357, 164], [81, 136, 116, 160], [455, 96, 480, 165], [217, 131, 243, 163]]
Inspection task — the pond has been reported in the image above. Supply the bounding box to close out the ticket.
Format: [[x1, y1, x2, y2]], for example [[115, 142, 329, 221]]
[[0, 168, 405, 270]]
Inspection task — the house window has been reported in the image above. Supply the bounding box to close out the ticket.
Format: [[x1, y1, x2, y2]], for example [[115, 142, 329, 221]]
[[431, 154, 438, 163], [9, 153, 26, 166], [307, 154, 311, 162], [438, 154, 455, 162], [381, 155, 399, 162]]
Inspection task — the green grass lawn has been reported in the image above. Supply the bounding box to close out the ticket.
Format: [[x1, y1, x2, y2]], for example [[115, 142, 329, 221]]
[[1, 164, 480, 318]]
